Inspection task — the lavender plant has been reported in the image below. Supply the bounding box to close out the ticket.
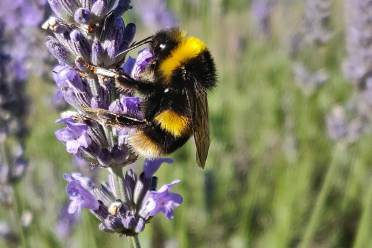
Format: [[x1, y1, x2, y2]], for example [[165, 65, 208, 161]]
[[326, 0, 372, 142], [302, 0, 333, 46], [43, 0, 183, 245], [290, 0, 333, 94], [250, 0, 275, 38], [0, 0, 47, 243]]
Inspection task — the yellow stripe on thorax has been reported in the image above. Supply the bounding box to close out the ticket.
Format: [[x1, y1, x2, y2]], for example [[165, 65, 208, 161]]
[[160, 37, 206, 82], [154, 110, 190, 137]]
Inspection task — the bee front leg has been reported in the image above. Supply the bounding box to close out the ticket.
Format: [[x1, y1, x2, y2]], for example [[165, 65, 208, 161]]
[[115, 73, 156, 95], [82, 63, 155, 95]]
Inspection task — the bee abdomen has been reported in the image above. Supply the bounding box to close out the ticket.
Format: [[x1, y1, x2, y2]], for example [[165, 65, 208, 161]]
[[129, 125, 191, 158], [129, 131, 163, 158]]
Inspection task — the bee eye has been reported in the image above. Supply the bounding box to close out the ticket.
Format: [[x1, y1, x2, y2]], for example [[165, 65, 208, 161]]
[[159, 43, 166, 50]]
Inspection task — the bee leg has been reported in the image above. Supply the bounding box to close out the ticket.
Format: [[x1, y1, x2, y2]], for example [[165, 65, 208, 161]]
[[82, 63, 156, 95], [86, 107, 147, 127], [115, 73, 155, 94], [92, 66, 119, 78], [86, 65, 154, 93], [115, 114, 148, 128]]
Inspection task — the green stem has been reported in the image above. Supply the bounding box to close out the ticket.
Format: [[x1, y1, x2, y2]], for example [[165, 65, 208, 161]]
[[109, 167, 125, 200], [13, 183, 28, 248], [300, 142, 347, 248], [353, 184, 372, 248], [82, 212, 98, 248], [128, 235, 141, 248], [0, 141, 28, 248]]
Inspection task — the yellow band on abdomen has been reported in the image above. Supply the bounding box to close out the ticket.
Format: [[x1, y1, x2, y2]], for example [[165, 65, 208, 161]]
[[154, 110, 190, 137]]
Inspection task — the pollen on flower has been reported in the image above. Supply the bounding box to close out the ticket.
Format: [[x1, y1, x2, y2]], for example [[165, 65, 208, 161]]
[[108, 200, 123, 216]]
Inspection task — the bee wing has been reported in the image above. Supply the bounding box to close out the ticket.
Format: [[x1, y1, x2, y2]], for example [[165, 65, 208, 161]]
[[186, 82, 210, 169]]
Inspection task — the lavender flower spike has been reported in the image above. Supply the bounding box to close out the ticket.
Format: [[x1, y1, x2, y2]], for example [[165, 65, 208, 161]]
[[325, 0, 372, 142], [45, 0, 144, 168], [45, 0, 185, 243], [0, 1, 46, 243]]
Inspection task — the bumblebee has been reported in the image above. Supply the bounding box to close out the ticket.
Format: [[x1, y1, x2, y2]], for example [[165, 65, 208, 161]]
[[87, 28, 216, 168]]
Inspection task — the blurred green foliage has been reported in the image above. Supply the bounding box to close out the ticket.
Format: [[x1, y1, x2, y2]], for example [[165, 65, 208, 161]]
[[2, 0, 372, 247]]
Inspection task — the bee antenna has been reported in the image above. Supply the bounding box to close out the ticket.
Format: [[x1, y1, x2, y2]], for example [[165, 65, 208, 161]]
[[116, 35, 153, 58]]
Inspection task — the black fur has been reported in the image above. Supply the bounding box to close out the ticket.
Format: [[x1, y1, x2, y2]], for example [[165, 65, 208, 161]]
[[170, 50, 217, 90], [150, 28, 182, 62]]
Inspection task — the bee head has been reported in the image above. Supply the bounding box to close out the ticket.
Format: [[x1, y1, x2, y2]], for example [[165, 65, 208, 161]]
[[151, 28, 185, 60]]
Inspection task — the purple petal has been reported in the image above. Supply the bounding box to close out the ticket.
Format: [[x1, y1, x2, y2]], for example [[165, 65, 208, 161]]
[[46, 36, 73, 65], [65, 173, 99, 214], [143, 158, 173, 178], [120, 96, 141, 114], [74, 8, 91, 24], [55, 118, 91, 154], [48, 0, 71, 20], [57, 66, 85, 92], [55, 128, 75, 142], [70, 30, 91, 60], [55, 203, 80, 240], [91, 0, 108, 18], [120, 23, 136, 51], [145, 180, 183, 219], [122, 56, 136, 74], [131, 49, 154, 79], [91, 41, 105, 66]]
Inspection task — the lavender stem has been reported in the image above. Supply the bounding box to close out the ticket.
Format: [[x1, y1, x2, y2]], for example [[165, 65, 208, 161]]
[[300, 142, 347, 247], [109, 167, 126, 200], [128, 235, 141, 248], [13, 185, 28, 248]]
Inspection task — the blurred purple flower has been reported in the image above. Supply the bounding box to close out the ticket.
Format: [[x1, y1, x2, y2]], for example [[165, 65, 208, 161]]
[[0, 21, 30, 210], [52, 89, 69, 110], [327, 0, 372, 142], [134, 0, 178, 30], [0, 0, 49, 78], [344, 0, 372, 86], [290, 0, 332, 58], [326, 106, 348, 140], [0, 221, 18, 246], [55, 203, 80, 240], [293, 63, 328, 94], [251, 0, 275, 37], [303, 0, 332, 45]]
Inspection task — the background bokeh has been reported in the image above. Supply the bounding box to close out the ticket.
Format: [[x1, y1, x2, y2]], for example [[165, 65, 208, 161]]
[[2, 0, 372, 247]]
